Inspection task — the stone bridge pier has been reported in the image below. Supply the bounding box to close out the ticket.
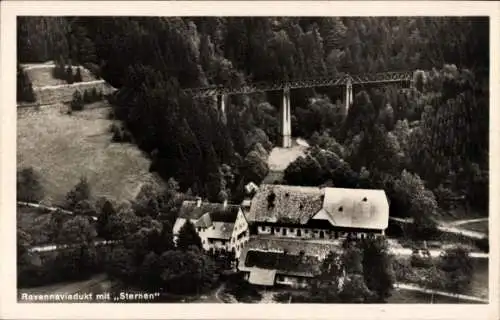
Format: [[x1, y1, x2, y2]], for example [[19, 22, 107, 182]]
[[218, 93, 229, 124], [280, 87, 292, 148], [345, 77, 353, 115], [214, 73, 412, 148]]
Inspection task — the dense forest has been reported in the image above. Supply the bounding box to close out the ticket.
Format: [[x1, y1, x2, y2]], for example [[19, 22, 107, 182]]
[[17, 16, 489, 219], [17, 16, 489, 302]]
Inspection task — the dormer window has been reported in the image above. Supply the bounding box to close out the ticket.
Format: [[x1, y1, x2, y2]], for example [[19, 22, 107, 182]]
[[338, 206, 343, 212], [362, 197, 367, 202]]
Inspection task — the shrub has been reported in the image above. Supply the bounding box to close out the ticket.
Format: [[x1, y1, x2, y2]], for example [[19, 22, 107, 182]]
[[224, 274, 262, 303], [273, 292, 292, 303], [108, 109, 115, 120], [65, 176, 91, 210], [409, 222, 442, 241], [110, 123, 122, 141], [74, 67, 83, 83], [52, 56, 67, 80], [475, 237, 489, 252], [438, 245, 474, 293], [17, 64, 36, 103], [83, 89, 91, 104], [17, 167, 44, 202], [111, 123, 132, 143], [70, 90, 84, 111], [91, 87, 99, 101], [66, 65, 74, 84], [83, 62, 102, 79]]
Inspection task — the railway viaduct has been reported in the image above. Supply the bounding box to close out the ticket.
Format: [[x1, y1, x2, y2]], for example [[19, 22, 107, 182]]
[[182, 71, 416, 147]]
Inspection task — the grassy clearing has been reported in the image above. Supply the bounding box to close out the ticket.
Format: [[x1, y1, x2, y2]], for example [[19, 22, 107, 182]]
[[267, 139, 308, 172], [17, 102, 161, 206]]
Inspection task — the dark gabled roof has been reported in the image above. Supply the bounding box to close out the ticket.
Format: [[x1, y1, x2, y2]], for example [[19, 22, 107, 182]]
[[178, 200, 240, 221], [246, 184, 324, 225], [246, 184, 389, 230], [238, 236, 341, 278], [210, 209, 239, 223], [245, 250, 322, 277], [241, 236, 340, 259]]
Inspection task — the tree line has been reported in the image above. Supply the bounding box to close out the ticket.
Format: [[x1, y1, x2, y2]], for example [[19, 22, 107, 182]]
[[17, 167, 222, 295], [16, 17, 489, 209]]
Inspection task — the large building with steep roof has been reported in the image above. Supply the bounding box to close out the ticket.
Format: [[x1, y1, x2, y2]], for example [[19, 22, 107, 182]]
[[239, 184, 389, 287], [246, 184, 389, 240], [173, 198, 250, 258]]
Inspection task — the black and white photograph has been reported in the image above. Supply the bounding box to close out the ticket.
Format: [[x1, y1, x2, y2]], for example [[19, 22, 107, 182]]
[[2, 1, 499, 319]]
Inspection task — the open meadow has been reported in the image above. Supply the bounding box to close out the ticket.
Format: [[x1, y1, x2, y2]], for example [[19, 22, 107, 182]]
[[17, 103, 161, 206]]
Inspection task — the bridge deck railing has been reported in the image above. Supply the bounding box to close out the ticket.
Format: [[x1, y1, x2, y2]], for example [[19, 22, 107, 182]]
[[181, 71, 414, 98]]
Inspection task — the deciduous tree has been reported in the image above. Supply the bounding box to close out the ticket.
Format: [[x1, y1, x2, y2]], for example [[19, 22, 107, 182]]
[[17, 167, 44, 202]]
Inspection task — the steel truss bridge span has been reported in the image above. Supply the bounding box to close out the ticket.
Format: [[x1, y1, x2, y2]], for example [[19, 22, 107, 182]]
[[181, 71, 415, 98]]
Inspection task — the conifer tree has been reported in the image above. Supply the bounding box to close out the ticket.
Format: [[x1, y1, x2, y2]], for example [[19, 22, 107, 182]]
[[176, 219, 202, 251]]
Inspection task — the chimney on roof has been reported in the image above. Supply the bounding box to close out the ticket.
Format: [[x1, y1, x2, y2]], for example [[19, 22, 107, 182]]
[[196, 197, 202, 207]]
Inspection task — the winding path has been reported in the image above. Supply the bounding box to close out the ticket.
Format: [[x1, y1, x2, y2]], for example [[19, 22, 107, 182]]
[[18, 201, 98, 221], [389, 247, 488, 258], [448, 217, 488, 227], [395, 283, 488, 303]]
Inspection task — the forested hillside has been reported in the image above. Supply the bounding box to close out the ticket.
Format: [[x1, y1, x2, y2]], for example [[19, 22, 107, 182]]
[[17, 17, 489, 218]]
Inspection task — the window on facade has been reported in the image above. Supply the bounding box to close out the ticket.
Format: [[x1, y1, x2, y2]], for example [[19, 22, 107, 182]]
[[319, 231, 324, 239], [209, 239, 214, 244], [297, 229, 302, 237], [197, 227, 201, 232], [276, 228, 280, 232], [282, 228, 287, 236]]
